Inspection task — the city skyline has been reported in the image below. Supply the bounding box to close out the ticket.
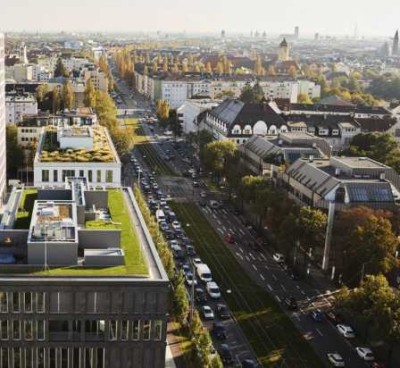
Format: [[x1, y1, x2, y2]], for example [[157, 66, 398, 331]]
[[0, 0, 398, 37]]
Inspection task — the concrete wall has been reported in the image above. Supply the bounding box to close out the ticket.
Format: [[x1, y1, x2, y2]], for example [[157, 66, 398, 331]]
[[38, 189, 72, 201], [78, 229, 121, 249], [27, 242, 78, 265], [84, 190, 108, 209], [0, 230, 29, 257]]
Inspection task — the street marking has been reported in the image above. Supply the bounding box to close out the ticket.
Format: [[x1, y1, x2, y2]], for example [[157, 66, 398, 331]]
[[249, 253, 256, 260], [229, 228, 234, 233], [217, 219, 222, 225], [222, 226, 227, 231], [296, 285, 301, 290], [276, 296, 281, 302], [265, 265, 269, 270], [236, 253, 244, 260], [293, 312, 300, 321], [281, 284, 286, 292], [258, 256, 263, 262], [212, 213, 217, 219], [267, 284, 273, 291], [272, 274, 277, 281], [260, 274, 265, 281], [301, 290, 306, 295], [222, 209, 228, 215], [316, 328, 323, 337], [245, 256, 250, 262], [260, 254, 267, 261], [239, 229, 245, 235], [239, 247, 244, 253], [217, 228, 223, 234], [252, 264, 258, 271]]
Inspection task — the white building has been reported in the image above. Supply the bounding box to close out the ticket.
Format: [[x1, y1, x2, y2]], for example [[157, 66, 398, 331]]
[[82, 68, 109, 92], [297, 80, 321, 99], [177, 99, 221, 134], [160, 80, 210, 108], [0, 34, 6, 202], [5, 64, 34, 82], [5, 92, 38, 124], [34, 125, 121, 188]]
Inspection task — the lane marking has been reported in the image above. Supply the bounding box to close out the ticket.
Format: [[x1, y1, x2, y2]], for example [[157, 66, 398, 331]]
[[249, 253, 256, 261], [258, 256, 263, 262], [276, 296, 281, 302], [265, 265, 269, 271], [239, 247, 244, 253], [217, 219, 222, 225], [281, 284, 286, 292], [236, 253, 244, 260], [296, 285, 301, 290], [222, 226, 227, 231], [267, 284, 273, 291], [316, 328, 323, 337], [260, 254, 267, 261], [301, 290, 306, 295], [272, 274, 277, 281], [245, 256, 250, 262], [239, 229, 245, 235], [260, 274, 265, 281], [252, 264, 258, 271], [217, 228, 223, 234]]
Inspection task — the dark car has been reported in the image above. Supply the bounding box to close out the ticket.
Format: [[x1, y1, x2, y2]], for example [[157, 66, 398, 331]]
[[186, 245, 196, 257], [194, 288, 207, 304], [212, 322, 226, 340], [309, 309, 323, 322], [219, 344, 234, 365], [241, 359, 256, 368], [198, 199, 207, 207], [283, 296, 298, 310], [216, 304, 230, 319]]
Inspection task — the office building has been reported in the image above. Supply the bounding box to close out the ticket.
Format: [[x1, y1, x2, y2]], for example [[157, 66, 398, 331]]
[[0, 34, 6, 203]]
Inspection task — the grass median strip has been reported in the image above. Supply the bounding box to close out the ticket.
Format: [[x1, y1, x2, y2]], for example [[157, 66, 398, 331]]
[[171, 202, 323, 368]]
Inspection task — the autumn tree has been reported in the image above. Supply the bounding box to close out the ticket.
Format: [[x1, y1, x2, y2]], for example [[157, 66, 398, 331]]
[[51, 86, 61, 114], [35, 84, 48, 104], [62, 80, 75, 110], [54, 58, 69, 78], [297, 93, 313, 104], [156, 100, 170, 121], [84, 79, 96, 108]]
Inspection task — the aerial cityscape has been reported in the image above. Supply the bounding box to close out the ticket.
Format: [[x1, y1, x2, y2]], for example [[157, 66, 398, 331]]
[[0, 1, 400, 367]]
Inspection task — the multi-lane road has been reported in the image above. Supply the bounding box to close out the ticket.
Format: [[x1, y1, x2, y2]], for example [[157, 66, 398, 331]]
[[113, 76, 373, 368]]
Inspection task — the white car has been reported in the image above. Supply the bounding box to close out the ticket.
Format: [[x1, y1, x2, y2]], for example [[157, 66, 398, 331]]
[[201, 305, 215, 320], [336, 324, 355, 338], [169, 240, 180, 251], [193, 257, 202, 267], [185, 272, 198, 287], [327, 352, 345, 367], [206, 281, 221, 299], [172, 221, 181, 230], [272, 253, 285, 263], [355, 347, 374, 361]]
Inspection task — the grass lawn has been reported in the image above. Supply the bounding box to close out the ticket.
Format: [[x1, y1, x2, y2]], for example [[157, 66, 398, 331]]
[[171, 202, 323, 368], [35, 189, 148, 276], [14, 189, 38, 229]]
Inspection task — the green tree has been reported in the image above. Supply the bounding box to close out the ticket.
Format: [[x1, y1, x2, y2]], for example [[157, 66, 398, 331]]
[[84, 79, 96, 108], [109, 127, 132, 157], [6, 126, 24, 179], [239, 82, 264, 103], [297, 207, 327, 251], [215, 90, 235, 99], [62, 80, 75, 110], [172, 272, 189, 326], [54, 58, 69, 78], [51, 86, 61, 114]]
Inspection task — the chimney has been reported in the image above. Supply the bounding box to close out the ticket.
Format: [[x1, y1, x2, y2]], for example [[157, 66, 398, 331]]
[[335, 168, 340, 176]]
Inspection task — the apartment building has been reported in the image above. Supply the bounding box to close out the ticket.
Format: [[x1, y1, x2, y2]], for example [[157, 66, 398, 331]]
[[5, 91, 38, 124], [0, 34, 6, 203]]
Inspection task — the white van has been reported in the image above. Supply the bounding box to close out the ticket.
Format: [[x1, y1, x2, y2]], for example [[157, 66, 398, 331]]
[[155, 209, 166, 223], [196, 264, 212, 283]]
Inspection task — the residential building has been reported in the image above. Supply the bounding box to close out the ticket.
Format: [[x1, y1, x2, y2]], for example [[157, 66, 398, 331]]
[[0, 181, 169, 368], [5, 64, 34, 83], [297, 80, 321, 100], [240, 132, 331, 175], [5, 91, 38, 124], [282, 156, 400, 211], [82, 68, 108, 92], [0, 34, 6, 203], [177, 98, 221, 134], [200, 99, 287, 144], [33, 124, 121, 188]]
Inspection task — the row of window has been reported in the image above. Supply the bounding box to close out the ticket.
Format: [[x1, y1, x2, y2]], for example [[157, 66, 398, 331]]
[[20, 129, 37, 133], [0, 292, 46, 314], [21, 137, 36, 142], [0, 320, 45, 341], [108, 319, 162, 342], [0, 347, 105, 368], [41, 169, 113, 183]]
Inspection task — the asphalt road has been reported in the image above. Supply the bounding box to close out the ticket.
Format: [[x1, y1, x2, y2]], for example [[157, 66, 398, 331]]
[[113, 76, 372, 368]]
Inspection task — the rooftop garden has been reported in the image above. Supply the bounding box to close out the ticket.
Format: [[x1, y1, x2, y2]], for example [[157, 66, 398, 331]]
[[15, 189, 38, 229], [39, 126, 115, 163]]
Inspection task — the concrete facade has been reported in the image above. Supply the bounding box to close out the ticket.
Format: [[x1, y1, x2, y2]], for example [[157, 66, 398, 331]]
[[0, 34, 6, 203]]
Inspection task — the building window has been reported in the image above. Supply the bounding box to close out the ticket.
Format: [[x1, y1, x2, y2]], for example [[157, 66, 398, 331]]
[[0, 348, 8, 368], [13, 348, 22, 367], [25, 348, 33, 368], [105, 170, 113, 183], [142, 320, 151, 341], [24, 321, 33, 341], [153, 320, 163, 341], [0, 293, 8, 313], [24, 292, 33, 313], [79, 170, 84, 177], [37, 347, 45, 368], [0, 321, 8, 340], [36, 292, 45, 313], [53, 170, 58, 182], [12, 320, 21, 340], [121, 320, 129, 341], [97, 170, 102, 183], [109, 321, 117, 341], [88, 170, 93, 182], [36, 320, 45, 341], [12, 293, 20, 313], [132, 320, 140, 341], [62, 170, 75, 181], [42, 170, 49, 183]]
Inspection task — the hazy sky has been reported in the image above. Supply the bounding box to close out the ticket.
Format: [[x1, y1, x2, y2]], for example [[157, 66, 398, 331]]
[[0, 0, 398, 37]]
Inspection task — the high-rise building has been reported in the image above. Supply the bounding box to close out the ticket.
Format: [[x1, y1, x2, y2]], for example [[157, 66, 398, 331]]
[[393, 30, 399, 56], [278, 38, 290, 61], [0, 34, 6, 204]]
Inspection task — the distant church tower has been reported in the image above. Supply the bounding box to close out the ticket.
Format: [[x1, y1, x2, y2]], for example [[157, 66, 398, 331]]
[[278, 38, 290, 61], [393, 30, 399, 56]]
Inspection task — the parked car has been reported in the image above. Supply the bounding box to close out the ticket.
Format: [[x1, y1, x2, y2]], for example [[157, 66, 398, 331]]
[[194, 288, 207, 304], [355, 347, 374, 361], [171, 221, 181, 231], [201, 305, 214, 320], [185, 272, 197, 287], [211, 322, 226, 340], [186, 245, 196, 257], [219, 344, 234, 365], [216, 304, 230, 319], [336, 324, 355, 338], [206, 281, 221, 299], [309, 309, 323, 322], [327, 352, 345, 367], [224, 233, 235, 244]]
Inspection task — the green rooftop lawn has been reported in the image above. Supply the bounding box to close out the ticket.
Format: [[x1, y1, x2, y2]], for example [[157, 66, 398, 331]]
[[15, 189, 38, 229], [34, 189, 148, 276], [171, 202, 323, 368]]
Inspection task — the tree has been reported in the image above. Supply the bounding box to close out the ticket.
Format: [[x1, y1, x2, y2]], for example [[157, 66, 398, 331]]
[[165, 109, 182, 141], [51, 86, 61, 114], [84, 79, 96, 108], [62, 80, 75, 110], [173, 272, 189, 326], [54, 58, 69, 78], [156, 100, 170, 121], [215, 90, 235, 99], [239, 83, 264, 103], [109, 127, 132, 157], [35, 84, 48, 104], [297, 93, 313, 104], [297, 207, 327, 251], [6, 126, 24, 179]]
